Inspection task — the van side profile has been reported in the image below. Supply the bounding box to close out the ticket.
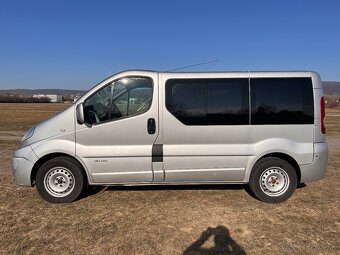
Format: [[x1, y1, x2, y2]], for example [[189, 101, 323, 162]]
[[12, 70, 328, 203]]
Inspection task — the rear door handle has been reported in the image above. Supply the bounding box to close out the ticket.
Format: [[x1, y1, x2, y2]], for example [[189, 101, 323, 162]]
[[147, 118, 156, 134]]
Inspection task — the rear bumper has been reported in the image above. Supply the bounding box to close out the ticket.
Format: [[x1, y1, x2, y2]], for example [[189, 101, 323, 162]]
[[300, 142, 328, 182], [12, 146, 39, 186]]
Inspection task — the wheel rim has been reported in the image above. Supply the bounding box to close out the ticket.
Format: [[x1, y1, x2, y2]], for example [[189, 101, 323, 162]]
[[44, 167, 75, 197], [259, 167, 290, 197]]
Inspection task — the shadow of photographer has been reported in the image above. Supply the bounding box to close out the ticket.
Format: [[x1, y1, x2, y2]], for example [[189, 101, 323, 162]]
[[183, 225, 246, 255]]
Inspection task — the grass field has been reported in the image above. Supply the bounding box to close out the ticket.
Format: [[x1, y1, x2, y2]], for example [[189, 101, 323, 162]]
[[0, 103, 339, 255]]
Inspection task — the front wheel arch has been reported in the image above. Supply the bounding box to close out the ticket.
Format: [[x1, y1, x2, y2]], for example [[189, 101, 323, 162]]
[[31, 153, 88, 186], [35, 156, 87, 203]]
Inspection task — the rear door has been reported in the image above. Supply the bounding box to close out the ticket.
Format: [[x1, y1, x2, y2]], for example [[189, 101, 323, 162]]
[[75, 72, 159, 184]]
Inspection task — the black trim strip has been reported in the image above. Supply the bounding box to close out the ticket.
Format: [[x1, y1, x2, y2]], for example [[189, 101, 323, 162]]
[[152, 144, 163, 162]]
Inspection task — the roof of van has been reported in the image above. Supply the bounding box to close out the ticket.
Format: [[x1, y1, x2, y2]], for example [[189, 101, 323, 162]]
[[82, 70, 322, 99], [114, 70, 323, 88], [116, 69, 320, 77]]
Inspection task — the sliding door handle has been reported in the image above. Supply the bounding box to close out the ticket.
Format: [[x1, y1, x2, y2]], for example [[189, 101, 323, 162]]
[[147, 118, 156, 134]]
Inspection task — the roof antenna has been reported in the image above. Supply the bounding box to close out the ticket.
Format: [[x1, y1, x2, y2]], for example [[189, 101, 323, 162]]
[[166, 59, 219, 72]]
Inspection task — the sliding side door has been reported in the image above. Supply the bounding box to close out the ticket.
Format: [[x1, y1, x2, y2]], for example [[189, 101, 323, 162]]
[[161, 73, 250, 182]]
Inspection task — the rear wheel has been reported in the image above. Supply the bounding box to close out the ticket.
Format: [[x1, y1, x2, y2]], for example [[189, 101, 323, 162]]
[[249, 157, 297, 203], [36, 157, 86, 203]]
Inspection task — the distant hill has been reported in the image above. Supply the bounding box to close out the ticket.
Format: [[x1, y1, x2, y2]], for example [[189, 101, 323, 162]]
[[0, 89, 85, 96], [323, 82, 340, 95]]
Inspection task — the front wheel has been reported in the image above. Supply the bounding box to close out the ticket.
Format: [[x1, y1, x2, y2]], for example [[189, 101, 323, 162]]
[[249, 157, 297, 203], [36, 157, 86, 203]]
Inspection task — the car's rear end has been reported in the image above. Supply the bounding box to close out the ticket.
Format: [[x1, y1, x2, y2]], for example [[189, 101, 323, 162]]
[[299, 72, 328, 182]]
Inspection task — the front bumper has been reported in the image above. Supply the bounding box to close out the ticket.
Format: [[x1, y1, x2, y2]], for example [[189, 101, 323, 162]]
[[300, 142, 328, 183], [12, 146, 39, 186]]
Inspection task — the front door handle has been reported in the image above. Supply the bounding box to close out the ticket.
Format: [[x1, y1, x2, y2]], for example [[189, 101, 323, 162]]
[[147, 118, 156, 134]]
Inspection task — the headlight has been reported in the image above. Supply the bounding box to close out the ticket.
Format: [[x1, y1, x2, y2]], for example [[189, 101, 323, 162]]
[[21, 126, 35, 142]]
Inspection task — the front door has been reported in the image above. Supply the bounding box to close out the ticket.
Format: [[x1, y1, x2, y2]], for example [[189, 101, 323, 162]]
[[76, 73, 159, 184]]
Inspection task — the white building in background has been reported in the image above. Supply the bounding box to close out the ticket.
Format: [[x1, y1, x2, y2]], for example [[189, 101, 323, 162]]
[[33, 94, 63, 103]]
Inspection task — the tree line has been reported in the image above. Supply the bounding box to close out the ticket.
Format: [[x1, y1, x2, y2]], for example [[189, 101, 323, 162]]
[[0, 95, 51, 103], [0, 93, 338, 108], [324, 94, 340, 108]]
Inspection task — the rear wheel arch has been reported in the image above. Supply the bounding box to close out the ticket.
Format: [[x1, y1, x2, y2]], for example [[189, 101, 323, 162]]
[[249, 152, 301, 183], [249, 154, 300, 203]]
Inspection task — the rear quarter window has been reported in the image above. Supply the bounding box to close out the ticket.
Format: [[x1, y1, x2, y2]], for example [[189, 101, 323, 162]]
[[250, 78, 314, 124]]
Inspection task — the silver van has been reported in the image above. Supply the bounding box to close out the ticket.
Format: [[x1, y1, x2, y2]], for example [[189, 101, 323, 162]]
[[12, 70, 328, 203]]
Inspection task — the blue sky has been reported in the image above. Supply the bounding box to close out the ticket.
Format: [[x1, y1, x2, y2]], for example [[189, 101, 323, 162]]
[[0, 0, 339, 90]]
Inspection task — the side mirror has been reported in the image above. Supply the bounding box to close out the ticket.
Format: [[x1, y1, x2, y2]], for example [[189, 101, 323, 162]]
[[76, 103, 85, 124]]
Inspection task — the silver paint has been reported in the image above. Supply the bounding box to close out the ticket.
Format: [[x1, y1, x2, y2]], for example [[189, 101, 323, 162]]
[[11, 70, 328, 189]]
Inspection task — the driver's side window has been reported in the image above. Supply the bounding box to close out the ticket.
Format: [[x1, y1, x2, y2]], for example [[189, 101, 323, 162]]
[[84, 76, 153, 125]]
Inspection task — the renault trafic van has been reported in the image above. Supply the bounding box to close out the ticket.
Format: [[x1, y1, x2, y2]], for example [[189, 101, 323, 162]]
[[12, 70, 328, 203]]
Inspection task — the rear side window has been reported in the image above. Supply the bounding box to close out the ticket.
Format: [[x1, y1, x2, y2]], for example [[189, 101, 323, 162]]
[[251, 78, 314, 124], [166, 78, 249, 125]]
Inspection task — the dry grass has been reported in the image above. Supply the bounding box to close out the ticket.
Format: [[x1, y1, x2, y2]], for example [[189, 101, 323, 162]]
[[0, 103, 339, 255], [0, 103, 69, 132], [325, 107, 340, 139]]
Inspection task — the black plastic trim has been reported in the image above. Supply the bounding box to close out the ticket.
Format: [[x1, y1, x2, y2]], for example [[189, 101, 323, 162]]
[[152, 144, 163, 162]]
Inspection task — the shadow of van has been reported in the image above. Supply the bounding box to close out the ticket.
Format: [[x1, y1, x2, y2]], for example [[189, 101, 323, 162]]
[[84, 183, 247, 198], [84, 182, 307, 201]]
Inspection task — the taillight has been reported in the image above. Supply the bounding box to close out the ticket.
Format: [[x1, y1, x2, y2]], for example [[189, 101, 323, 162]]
[[320, 96, 326, 134]]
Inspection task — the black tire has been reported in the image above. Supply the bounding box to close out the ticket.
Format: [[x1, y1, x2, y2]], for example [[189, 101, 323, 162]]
[[36, 157, 87, 203], [249, 157, 297, 203]]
